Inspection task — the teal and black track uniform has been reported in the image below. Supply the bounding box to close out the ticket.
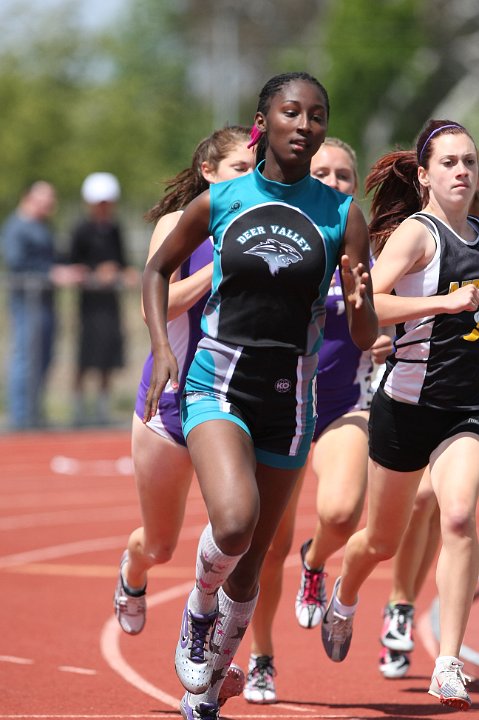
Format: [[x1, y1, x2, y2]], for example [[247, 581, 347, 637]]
[[182, 162, 352, 469]]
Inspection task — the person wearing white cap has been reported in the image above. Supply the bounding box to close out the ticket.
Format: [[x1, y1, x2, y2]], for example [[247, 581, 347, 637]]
[[81, 172, 121, 205], [69, 172, 138, 426]]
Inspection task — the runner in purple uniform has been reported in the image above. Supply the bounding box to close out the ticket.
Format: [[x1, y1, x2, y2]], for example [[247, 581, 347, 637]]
[[244, 138, 392, 703], [113, 126, 253, 701], [134, 237, 214, 445]]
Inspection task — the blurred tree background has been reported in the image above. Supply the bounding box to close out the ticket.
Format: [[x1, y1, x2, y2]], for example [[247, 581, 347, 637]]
[[1, 0, 478, 428], [1, 0, 478, 244]]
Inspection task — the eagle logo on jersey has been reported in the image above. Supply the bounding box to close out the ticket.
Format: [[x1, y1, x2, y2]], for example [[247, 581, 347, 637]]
[[244, 238, 302, 276]]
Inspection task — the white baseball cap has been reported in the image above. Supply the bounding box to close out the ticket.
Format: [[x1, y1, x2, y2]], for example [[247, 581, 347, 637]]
[[81, 172, 121, 203]]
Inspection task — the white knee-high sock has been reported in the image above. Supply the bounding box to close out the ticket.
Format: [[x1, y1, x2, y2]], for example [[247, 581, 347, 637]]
[[199, 585, 259, 703], [189, 524, 244, 615]]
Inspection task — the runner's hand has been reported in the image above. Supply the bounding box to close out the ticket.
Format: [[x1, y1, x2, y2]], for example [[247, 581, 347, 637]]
[[443, 283, 479, 314], [371, 333, 393, 364], [340, 254, 369, 310], [143, 345, 179, 423]]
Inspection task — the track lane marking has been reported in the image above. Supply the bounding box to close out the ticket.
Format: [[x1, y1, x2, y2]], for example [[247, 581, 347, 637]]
[[0, 715, 361, 719], [5, 563, 196, 578], [58, 666, 97, 675], [100, 581, 193, 709], [0, 655, 34, 665], [0, 537, 129, 569]]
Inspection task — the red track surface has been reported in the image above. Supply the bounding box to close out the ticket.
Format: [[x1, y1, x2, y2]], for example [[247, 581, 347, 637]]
[[2, 430, 478, 719]]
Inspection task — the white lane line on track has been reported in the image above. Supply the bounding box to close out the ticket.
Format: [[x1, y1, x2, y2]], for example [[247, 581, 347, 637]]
[[6, 562, 195, 579], [0, 655, 34, 665], [50, 455, 134, 476], [0, 526, 209, 570], [58, 666, 98, 675], [100, 581, 193, 709], [0, 507, 140, 531], [0, 537, 129, 569], [274, 703, 310, 713]]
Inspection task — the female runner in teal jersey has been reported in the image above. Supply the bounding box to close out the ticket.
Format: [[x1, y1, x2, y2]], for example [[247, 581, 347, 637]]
[[244, 138, 392, 703], [142, 71, 378, 720]]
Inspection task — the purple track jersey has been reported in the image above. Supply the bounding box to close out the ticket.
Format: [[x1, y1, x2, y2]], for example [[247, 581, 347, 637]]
[[314, 268, 373, 439], [135, 238, 213, 444]]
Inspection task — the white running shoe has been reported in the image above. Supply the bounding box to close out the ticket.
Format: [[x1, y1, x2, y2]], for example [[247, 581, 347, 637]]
[[218, 663, 245, 707], [379, 647, 410, 679], [113, 550, 146, 635], [175, 598, 218, 694], [380, 602, 414, 652], [243, 655, 277, 704], [428, 659, 471, 711], [295, 539, 328, 629], [321, 577, 355, 662], [180, 692, 219, 720]]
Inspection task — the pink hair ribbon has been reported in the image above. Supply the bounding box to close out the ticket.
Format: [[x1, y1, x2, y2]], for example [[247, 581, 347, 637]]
[[247, 125, 262, 149]]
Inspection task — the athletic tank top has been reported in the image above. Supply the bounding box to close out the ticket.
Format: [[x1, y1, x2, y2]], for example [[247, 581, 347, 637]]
[[317, 267, 373, 392], [382, 211, 479, 409], [203, 163, 352, 356]]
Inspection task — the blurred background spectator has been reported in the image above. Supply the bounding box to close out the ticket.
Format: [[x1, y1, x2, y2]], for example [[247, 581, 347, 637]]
[[69, 172, 138, 426], [1, 181, 83, 430]]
